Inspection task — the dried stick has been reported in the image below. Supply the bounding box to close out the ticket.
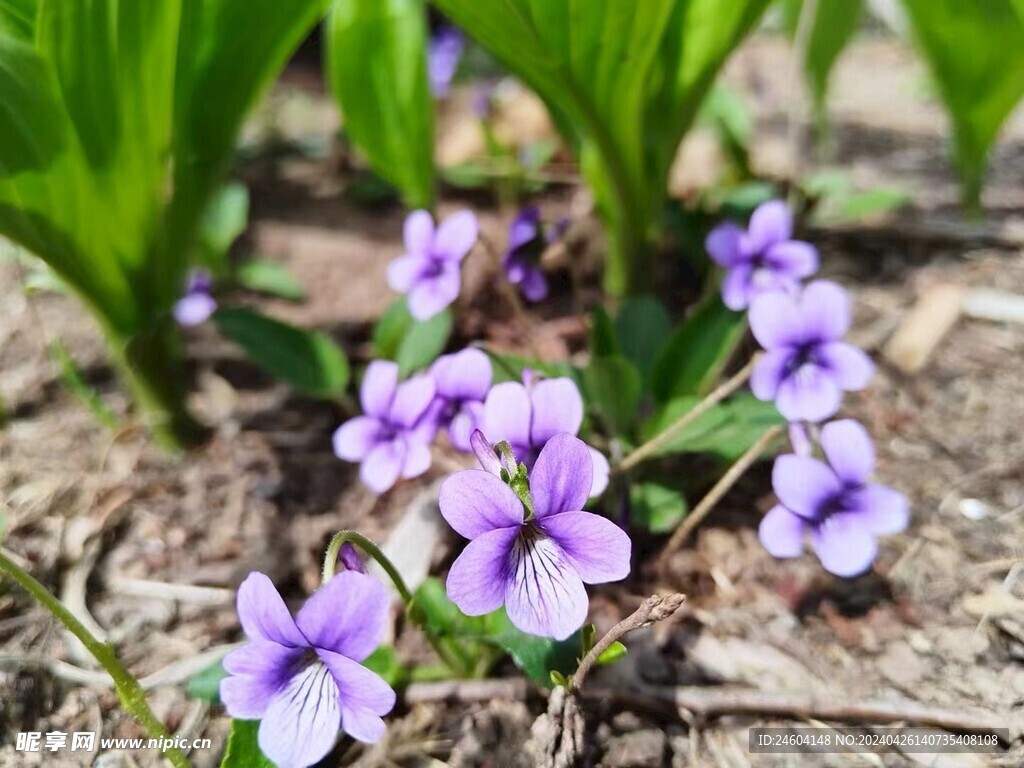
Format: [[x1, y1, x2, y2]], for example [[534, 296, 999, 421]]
[[616, 357, 758, 474], [571, 593, 687, 691], [658, 424, 784, 568]]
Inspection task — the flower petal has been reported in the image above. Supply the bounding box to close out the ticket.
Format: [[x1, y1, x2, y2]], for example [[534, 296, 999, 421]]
[[749, 290, 802, 349], [529, 378, 584, 445], [758, 504, 807, 558], [407, 266, 461, 321], [811, 514, 878, 577], [820, 419, 875, 484], [433, 209, 479, 261], [588, 447, 609, 497], [361, 440, 405, 493], [818, 341, 873, 390], [296, 571, 390, 661], [361, 361, 398, 419], [750, 348, 794, 402], [530, 433, 593, 519], [387, 253, 427, 294], [772, 455, 841, 519], [446, 525, 519, 615], [508, 207, 540, 251], [798, 280, 851, 342], [236, 572, 305, 647], [505, 535, 588, 640], [390, 374, 436, 429], [403, 209, 435, 256], [746, 200, 792, 253], [848, 484, 909, 536], [448, 401, 483, 452], [705, 221, 745, 267], [318, 649, 396, 744], [774, 365, 842, 422], [173, 293, 216, 327], [540, 511, 630, 583], [432, 348, 492, 401], [220, 641, 303, 719], [520, 267, 549, 302], [258, 661, 342, 768], [484, 381, 533, 449], [439, 469, 525, 539], [721, 263, 753, 310], [401, 439, 432, 479], [333, 416, 384, 462], [765, 240, 818, 278]]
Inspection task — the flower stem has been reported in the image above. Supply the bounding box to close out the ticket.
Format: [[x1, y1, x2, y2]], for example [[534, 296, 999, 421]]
[[615, 356, 760, 474], [322, 531, 471, 676], [0, 548, 191, 768]]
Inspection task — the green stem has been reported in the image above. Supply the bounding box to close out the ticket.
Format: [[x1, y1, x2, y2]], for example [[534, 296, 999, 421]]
[[0, 549, 191, 768], [322, 531, 471, 675]]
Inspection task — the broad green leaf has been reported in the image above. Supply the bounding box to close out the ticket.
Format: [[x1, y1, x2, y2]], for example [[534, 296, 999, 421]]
[[902, 0, 1024, 207], [615, 296, 672, 386], [221, 720, 275, 768], [186, 660, 227, 703], [236, 260, 307, 301], [641, 393, 783, 460], [326, 0, 434, 209], [0, 0, 36, 39], [631, 481, 689, 533], [215, 308, 350, 399], [200, 183, 249, 270], [583, 355, 642, 436], [0, 36, 65, 177], [596, 641, 627, 665], [362, 645, 405, 686], [590, 305, 618, 358], [397, 309, 452, 376], [650, 297, 747, 403], [698, 84, 752, 176], [484, 610, 580, 688]]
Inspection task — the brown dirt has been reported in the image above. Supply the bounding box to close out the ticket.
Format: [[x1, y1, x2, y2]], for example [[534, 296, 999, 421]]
[[1, 34, 1023, 768]]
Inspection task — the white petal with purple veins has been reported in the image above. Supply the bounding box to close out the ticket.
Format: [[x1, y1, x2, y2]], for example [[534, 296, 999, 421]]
[[504, 534, 588, 640], [258, 661, 342, 768]]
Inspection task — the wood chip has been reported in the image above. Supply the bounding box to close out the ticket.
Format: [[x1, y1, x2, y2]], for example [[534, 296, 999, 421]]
[[883, 283, 964, 373]]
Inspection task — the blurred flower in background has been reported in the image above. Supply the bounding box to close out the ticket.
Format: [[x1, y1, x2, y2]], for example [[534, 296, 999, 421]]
[[427, 25, 464, 98], [173, 269, 217, 327], [428, 348, 493, 451]]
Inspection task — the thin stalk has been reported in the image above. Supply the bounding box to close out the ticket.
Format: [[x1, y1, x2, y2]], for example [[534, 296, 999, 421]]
[[0, 549, 190, 768], [322, 531, 471, 675], [657, 424, 784, 567], [616, 356, 759, 474]]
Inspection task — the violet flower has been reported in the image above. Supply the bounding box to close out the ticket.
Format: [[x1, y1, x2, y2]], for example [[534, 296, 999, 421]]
[[220, 571, 395, 768], [502, 207, 557, 302], [706, 200, 818, 310], [483, 373, 609, 497], [173, 269, 216, 327], [428, 348, 492, 452], [759, 419, 909, 577], [749, 280, 873, 423], [427, 25, 464, 98], [440, 432, 631, 639], [333, 361, 437, 493], [388, 209, 478, 321]]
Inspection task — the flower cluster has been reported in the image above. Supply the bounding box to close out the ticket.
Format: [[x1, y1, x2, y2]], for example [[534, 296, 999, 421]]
[[713, 200, 908, 576]]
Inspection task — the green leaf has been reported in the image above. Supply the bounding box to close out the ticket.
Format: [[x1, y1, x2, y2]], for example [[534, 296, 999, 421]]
[[200, 182, 249, 269], [630, 481, 689, 533], [326, 0, 434, 209], [596, 641, 628, 665], [650, 296, 747, 403], [615, 296, 672, 386], [483, 349, 577, 385], [221, 720, 275, 768], [583, 355, 642, 436], [484, 610, 580, 688], [902, 0, 1024, 208], [0, 35, 66, 176], [590, 305, 618, 357], [409, 577, 488, 639], [0, 0, 37, 39], [641, 393, 783, 460], [372, 299, 452, 376], [236, 259, 306, 301], [362, 645, 405, 687], [186, 660, 227, 703], [214, 308, 350, 399], [698, 84, 752, 176]]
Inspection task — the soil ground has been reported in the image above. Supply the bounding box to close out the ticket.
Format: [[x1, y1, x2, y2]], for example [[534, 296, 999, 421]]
[[1, 34, 1023, 768]]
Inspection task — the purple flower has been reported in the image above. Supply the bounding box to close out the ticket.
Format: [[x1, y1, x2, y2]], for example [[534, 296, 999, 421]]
[[440, 433, 631, 639], [173, 269, 216, 327], [706, 200, 818, 310], [428, 348, 493, 452], [388, 209, 478, 321], [759, 420, 909, 577], [502, 207, 551, 302], [483, 374, 609, 497], [333, 361, 436, 493], [427, 25, 464, 98], [220, 571, 395, 767], [749, 280, 873, 423], [337, 542, 367, 574]]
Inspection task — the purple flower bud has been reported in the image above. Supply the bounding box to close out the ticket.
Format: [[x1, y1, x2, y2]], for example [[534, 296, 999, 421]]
[[759, 419, 909, 577], [174, 269, 216, 327], [338, 542, 367, 574], [220, 571, 395, 766], [749, 280, 874, 423], [470, 429, 504, 476], [333, 361, 438, 493], [387, 210, 478, 321], [428, 25, 464, 98], [502, 207, 553, 303], [440, 433, 631, 639], [706, 200, 819, 310]]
